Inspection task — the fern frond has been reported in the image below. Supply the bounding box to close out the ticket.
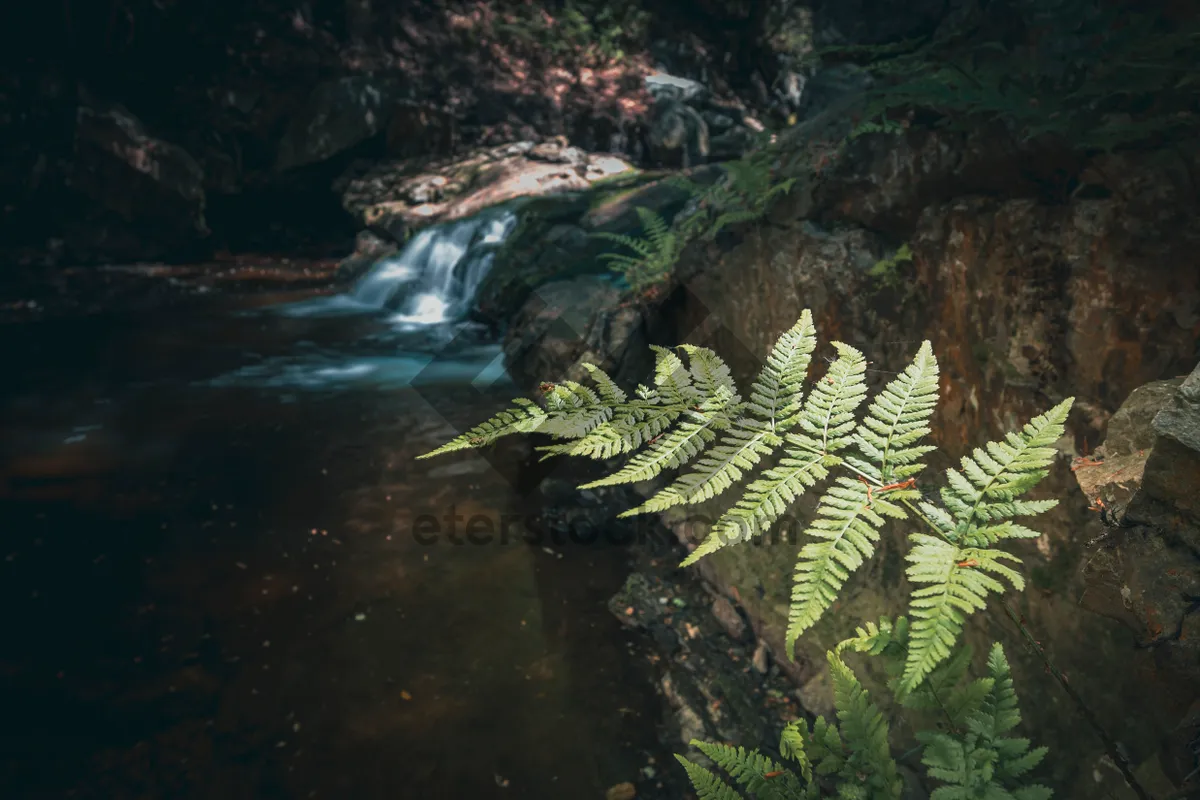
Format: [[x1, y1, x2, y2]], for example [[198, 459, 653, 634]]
[[939, 398, 1073, 545], [580, 362, 627, 404], [681, 343, 865, 565], [619, 418, 779, 515], [537, 401, 680, 460], [750, 311, 819, 428], [779, 720, 814, 784], [681, 448, 830, 565], [784, 342, 868, 453], [537, 381, 613, 439], [580, 347, 740, 489], [901, 399, 1072, 690], [787, 476, 885, 650], [650, 345, 701, 405], [692, 741, 806, 799], [918, 644, 1053, 800], [579, 405, 734, 488], [785, 342, 935, 647], [843, 340, 940, 484], [828, 651, 904, 800], [836, 615, 910, 658], [417, 398, 547, 459], [624, 314, 816, 516], [679, 345, 740, 405], [901, 536, 1024, 694], [673, 755, 747, 800]]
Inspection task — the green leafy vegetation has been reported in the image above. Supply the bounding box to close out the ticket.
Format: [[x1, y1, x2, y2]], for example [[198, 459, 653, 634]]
[[591, 143, 795, 293], [868, 244, 913, 289], [825, 0, 1200, 151], [679, 620, 1051, 798], [672, 145, 796, 242], [593, 207, 684, 292], [420, 312, 1072, 696], [489, 0, 652, 64]]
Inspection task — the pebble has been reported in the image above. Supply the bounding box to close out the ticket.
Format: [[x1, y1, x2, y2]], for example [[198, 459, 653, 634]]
[[606, 781, 636, 800]]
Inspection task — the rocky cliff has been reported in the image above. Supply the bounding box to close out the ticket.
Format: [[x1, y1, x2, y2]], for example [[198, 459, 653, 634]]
[[495, 1, 1200, 797]]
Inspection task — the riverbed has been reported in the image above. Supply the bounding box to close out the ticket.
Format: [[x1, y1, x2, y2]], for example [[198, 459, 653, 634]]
[[0, 287, 672, 799]]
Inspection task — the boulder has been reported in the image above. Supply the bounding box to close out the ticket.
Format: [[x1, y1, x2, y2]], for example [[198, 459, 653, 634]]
[[501, 275, 648, 393], [647, 99, 710, 168], [275, 76, 401, 171], [336, 229, 399, 282], [71, 102, 209, 253], [1126, 362, 1200, 539], [338, 142, 637, 241]]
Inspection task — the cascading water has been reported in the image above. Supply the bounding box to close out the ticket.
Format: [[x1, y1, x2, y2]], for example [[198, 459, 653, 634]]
[[271, 205, 518, 325], [214, 206, 520, 391], [351, 207, 517, 324]]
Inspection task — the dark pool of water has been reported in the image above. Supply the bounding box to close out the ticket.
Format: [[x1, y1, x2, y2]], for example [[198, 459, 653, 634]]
[[0, 293, 669, 799]]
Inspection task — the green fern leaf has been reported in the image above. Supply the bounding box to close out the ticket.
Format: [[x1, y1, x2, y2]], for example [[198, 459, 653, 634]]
[[902, 536, 1025, 693], [828, 651, 904, 800], [537, 402, 680, 460], [901, 399, 1072, 690], [843, 340, 940, 484], [620, 419, 779, 515], [693, 741, 805, 799], [681, 342, 866, 566], [416, 398, 547, 459], [787, 343, 939, 647], [941, 398, 1073, 545], [580, 362, 627, 404], [787, 476, 884, 650], [919, 644, 1053, 800], [624, 314, 816, 516], [537, 381, 612, 439], [780, 720, 815, 784], [784, 342, 868, 453], [579, 405, 733, 488], [674, 755, 747, 800], [580, 347, 740, 489]]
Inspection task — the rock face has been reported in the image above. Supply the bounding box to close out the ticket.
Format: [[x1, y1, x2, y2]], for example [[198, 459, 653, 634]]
[[647, 100, 710, 168], [337, 140, 636, 243], [275, 76, 402, 171], [1072, 364, 1200, 794], [476, 164, 724, 328], [1127, 364, 1200, 537], [501, 93, 1200, 798], [70, 103, 209, 260]]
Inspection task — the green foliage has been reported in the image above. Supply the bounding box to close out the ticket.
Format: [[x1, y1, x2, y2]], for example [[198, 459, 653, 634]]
[[489, 0, 651, 64], [681, 626, 1052, 798], [824, 0, 1200, 151], [585, 141, 797, 295], [672, 146, 797, 242], [419, 313, 1072, 694], [592, 207, 684, 292], [867, 244, 913, 289]]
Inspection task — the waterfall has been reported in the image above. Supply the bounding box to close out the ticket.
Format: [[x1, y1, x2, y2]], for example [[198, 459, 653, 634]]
[[349, 207, 518, 325], [270, 206, 518, 324]]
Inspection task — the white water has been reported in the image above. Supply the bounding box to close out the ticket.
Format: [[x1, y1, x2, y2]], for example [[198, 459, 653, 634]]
[[273, 206, 518, 325], [356, 207, 517, 324], [215, 206, 520, 393]]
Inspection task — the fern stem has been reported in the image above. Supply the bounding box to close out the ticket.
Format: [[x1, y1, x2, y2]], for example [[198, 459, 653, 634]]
[[838, 460, 883, 487], [899, 496, 950, 543], [999, 601, 1153, 800]]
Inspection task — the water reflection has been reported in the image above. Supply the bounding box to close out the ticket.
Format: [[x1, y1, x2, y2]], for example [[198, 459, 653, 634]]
[[0, 288, 666, 799]]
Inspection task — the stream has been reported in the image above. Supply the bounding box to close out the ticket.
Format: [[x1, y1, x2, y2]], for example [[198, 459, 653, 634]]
[[0, 212, 669, 799]]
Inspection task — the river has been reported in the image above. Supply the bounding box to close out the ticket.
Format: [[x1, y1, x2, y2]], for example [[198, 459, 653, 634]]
[[0, 216, 673, 799]]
